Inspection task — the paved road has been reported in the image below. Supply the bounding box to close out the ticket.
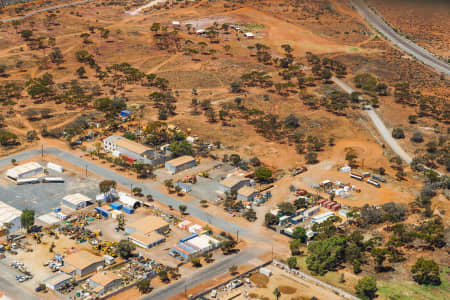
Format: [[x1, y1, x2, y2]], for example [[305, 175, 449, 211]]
[[0, 260, 40, 300], [351, 0, 450, 76], [144, 247, 263, 300], [333, 77, 412, 164], [0, 148, 265, 243], [0, 0, 91, 22]]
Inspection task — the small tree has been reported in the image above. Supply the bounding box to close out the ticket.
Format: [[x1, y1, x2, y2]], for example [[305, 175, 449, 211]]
[[137, 278, 151, 294], [178, 205, 187, 215], [158, 270, 169, 283], [411, 131, 424, 143], [411, 258, 441, 285], [229, 264, 238, 275], [76, 66, 86, 78], [99, 180, 116, 193], [21, 209, 35, 230], [292, 227, 307, 243], [305, 152, 318, 164], [117, 239, 136, 259], [264, 213, 279, 227], [254, 167, 272, 182], [392, 128, 405, 139], [191, 257, 202, 268], [287, 256, 297, 269], [355, 276, 377, 300], [273, 288, 281, 300]]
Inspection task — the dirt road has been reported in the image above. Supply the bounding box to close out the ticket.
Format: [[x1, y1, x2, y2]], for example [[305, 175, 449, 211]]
[[125, 0, 167, 16], [333, 77, 412, 164]]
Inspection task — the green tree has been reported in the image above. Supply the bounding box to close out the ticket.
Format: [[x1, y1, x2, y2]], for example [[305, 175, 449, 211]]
[[20, 29, 33, 41], [287, 256, 297, 269], [117, 239, 136, 258], [169, 140, 192, 157], [305, 152, 318, 164], [273, 287, 281, 300], [137, 278, 151, 294], [277, 202, 296, 216], [355, 276, 377, 300], [290, 239, 303, 255], [20, 209, 35, 230], [292, 227, 307, 243], [411, 258, 441, 285], [306, 236, 346, 275], [191, 257, 202, 267], [229, 264, 238, 275], [254, 167, 272, 182], [264, 213, 279, 227], [178, 205, 187, 215], [76, 66, 86, 78], [99, 180, 116, 193]]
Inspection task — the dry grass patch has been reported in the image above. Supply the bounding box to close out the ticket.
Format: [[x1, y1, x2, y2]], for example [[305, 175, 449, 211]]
[[250, 273, 269, 288], [278, 285, 297, 294]]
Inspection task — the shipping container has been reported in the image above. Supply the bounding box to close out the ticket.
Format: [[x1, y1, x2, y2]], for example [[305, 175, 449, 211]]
[[110, 202, 123, 210], [42, 177, 64, 183], [350, 172, 363, 181], [372, 174, 386, 183], [95, 207, 109, 218], [122, 206, 134, 214]]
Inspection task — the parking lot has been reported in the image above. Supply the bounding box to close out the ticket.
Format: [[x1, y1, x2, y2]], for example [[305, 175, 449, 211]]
[[0, 160, 99, 216]]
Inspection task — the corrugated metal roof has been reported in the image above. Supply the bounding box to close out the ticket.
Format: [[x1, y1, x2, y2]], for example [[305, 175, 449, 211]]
[[62, 193, 91, 205], [0, 201, 21, 225], [6, 162, 42, 178], [166, 155, 195, 167]]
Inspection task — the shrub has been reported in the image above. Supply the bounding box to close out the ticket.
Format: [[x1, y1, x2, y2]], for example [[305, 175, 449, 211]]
[[411, 258, 441, 285], [392, 128, 405, 139], [411, 131, 424, 143]]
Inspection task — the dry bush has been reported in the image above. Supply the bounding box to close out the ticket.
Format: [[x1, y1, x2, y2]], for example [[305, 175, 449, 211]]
[[249, 273, 269, 288], [278, 285, 297, 294]]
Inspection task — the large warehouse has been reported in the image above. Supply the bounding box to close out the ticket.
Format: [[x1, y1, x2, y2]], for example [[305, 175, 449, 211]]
[[125, 215, 169, 235], [62, 193, 92, 210], [64, 251, 104, 277], [165, 155, 196, 174], [0, 201, 22, 233], [219, 176, 250, 192], [6, 162, 43, 180], [44, 273, 73, 291]]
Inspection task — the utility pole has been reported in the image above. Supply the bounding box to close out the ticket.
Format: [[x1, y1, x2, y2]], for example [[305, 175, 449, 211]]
[[130, 183, 133, 194], [41, 144, 44, 158], [272, 246, 274, 261], [85, 165, 88, 176], [236, 230, 239, 243]]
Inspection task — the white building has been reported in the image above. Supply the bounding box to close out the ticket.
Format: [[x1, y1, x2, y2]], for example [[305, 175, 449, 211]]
[[0, 201, 22, 233], [45, 273, 73, 291], [6, 162, 43, 180], [311, 212, 335, 224], [186, 235, 220, 254], [118, 192, 141, 209], [62, 193, 92, 210]]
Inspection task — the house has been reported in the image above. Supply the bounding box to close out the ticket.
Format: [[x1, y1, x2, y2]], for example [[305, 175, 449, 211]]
[[64, 251, 104, 277], [0, 201, 22, 233], [236, 186, 258, 201], [311, 212, 335, 224], [165, 155, 196, 174], [88, 271, 122, 295], [172, 21, 181, 27], [125, 215, 169, 235], [44, 273, 73, 291], [129, 231, 165, 249], [219, 176, 250, 192], [62, 193, 92, 210], [6, 162, 43, 181], [103, 136, 165, 166]]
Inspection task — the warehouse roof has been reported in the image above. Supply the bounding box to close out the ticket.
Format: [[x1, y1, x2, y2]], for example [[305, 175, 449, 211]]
[[6, 162, 42, 178], [220, 176, 248, 188], [45, 273, 72, 286], [62, 193, 92, 206], [130, 232, 165, 246], [237, 186, 257, 197], [64, 251, 103, 271], [187, 235, 219, 251], [0, 201, 22, 225], [166, 155, 195, 167], [127, 215, 169, 235], [114, 138, 150, 155], [89, 271, 121, 287]]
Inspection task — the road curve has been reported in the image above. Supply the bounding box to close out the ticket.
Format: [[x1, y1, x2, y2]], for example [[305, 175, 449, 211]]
[[0, 0, 91, 23], [333, 77, 412, 164], [351, 0, 450, 76]]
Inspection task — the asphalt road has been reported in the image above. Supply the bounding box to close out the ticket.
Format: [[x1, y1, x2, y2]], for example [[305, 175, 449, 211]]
[[351, 0, 450, 76], [0, 0, 91, 22], [144, 247, 264, 300], [0, 148, 265, 243], [333, 77, 412, 164]]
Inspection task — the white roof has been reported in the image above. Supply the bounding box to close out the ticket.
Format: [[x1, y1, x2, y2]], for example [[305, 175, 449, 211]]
[[45, 272, 72, 286], [63, 193, 91, 205], [118, 192, 141, 207], [244, 32, 254, 37], [0, 201, 21, 225], [6, 162, 42, 178], [187, 235, 219, 251], [38, 213, 61, 225]]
